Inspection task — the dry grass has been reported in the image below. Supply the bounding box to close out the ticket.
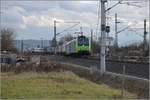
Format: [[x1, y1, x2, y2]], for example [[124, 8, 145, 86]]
[[1, 71, 137, 99]]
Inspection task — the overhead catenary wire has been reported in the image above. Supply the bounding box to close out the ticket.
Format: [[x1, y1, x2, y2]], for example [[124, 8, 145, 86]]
[[128, 29, 144, 37], [106, 0, 124, 12], [56, 22, 80, 35]]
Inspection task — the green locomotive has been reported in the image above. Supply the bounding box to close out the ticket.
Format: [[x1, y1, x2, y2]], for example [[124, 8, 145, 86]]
[[63, 35, 91, 56]]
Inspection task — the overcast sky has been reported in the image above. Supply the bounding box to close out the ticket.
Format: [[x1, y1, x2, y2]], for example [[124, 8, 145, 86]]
[[0, 0, 149, 46]]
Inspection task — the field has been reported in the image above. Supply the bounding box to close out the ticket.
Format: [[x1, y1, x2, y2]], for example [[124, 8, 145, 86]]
[[1, 71, 137, 99]]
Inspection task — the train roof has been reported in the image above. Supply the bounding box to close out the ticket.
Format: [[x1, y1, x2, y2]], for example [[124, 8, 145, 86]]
[[63, 38, 77, 46], [58, 35, 89, 47], [78, 35, 86, 38]]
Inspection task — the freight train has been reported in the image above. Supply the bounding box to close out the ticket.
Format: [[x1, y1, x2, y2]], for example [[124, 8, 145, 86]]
[[56, 35, 91, 56]]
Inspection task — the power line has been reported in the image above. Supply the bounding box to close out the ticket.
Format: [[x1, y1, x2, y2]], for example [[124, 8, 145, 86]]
[[56, 22, 80, 35], [106, 0, 124, 12]]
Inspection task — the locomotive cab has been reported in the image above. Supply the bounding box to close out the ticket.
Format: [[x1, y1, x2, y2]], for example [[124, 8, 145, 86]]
[[77, 35, 91, 55]]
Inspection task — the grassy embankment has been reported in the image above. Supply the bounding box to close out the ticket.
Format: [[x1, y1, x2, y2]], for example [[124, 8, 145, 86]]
[[1, 71, 137, 99]]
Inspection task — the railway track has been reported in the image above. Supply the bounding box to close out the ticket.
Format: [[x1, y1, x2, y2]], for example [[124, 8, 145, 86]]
[[47, 55, 149, 79]]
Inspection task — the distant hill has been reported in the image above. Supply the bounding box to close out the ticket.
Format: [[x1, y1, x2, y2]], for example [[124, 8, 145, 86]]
[[14, 40, 51, 51]]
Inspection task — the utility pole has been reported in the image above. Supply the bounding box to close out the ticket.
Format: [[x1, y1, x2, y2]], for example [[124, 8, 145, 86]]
[[21, 39, 24, 54], [91, 29, 93, 54], [54, 20, 57, 54], [80, 27, 83, 35], [100, 0, 107, 74], [41, 38, 43, 48], [115, 13, 118, 48], [143, 19, 147, 55]]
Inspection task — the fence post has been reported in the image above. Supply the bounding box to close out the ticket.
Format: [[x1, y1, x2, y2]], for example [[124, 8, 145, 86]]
[[121, 65, 126, 97]]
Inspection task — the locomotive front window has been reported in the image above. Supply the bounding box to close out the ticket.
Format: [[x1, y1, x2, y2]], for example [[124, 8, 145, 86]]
[[78, 38, 89, 46]]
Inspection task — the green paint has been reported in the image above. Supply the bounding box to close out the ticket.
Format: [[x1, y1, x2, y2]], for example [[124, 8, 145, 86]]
[[77, 46, 89, 52]]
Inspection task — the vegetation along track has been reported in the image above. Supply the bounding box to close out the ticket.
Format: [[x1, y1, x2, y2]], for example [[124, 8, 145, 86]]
[[47, 55, 149, 79]]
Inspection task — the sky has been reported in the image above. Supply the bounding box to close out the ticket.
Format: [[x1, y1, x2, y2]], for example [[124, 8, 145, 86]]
[[0, 0, 149, 46]]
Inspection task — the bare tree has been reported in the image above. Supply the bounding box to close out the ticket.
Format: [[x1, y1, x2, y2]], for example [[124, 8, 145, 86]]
[[58, 34, 74, 45], [92, 41, 100, 53], [0, 28, 17, 52]]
